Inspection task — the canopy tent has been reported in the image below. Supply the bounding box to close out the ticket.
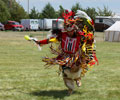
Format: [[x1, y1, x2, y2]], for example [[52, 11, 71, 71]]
[[104, 21, 120, 42]]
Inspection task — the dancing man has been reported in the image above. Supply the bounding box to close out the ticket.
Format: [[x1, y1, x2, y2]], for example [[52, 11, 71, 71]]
[[35, 10, 98, 95]]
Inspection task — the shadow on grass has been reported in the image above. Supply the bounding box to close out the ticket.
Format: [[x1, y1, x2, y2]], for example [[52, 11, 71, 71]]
[[30, 89, 81, 99]]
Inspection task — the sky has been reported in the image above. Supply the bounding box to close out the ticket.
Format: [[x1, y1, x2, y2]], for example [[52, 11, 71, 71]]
[[16, 0, 120, 14]]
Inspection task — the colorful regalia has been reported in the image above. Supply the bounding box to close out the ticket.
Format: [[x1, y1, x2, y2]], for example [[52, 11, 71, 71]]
[[37, 10, 98, 94], [40, 10, 98, 76]]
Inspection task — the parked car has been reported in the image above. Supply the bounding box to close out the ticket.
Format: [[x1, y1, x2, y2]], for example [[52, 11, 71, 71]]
[[0, 22, 5, 31], [4, 21, 24, 31]]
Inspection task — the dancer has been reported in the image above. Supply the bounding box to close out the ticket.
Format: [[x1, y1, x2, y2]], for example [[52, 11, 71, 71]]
[[31, 10, 98, 95]]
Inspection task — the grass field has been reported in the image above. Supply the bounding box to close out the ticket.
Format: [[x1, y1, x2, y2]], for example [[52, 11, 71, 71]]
[[0, 31, 120, 100]]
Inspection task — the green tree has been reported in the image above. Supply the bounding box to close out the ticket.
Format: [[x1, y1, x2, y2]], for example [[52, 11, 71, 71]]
[[1, 0, 10, 7], [29, 7, 40, 19], [97, 6, 113, 16], [71, 3, 83, 13], [58, 5, 65, 18], [9, 1, 28, 21], [0, 0, 10, 22], [41, 3, 57, 18], [85, 7, 97, 20], [2, 0, 28, 22], [38, 13, 43, 19]]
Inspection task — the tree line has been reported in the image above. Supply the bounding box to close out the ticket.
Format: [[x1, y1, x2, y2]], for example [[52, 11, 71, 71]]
[[0, 0, 114, 23]]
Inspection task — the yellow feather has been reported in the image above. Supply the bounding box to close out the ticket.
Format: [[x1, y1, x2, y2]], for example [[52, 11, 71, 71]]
[[82, 43, 86, 52], [49, 38, 58, 43]]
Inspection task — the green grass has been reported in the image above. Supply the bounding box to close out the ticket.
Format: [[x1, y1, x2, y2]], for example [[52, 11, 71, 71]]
[[0, 31, 120, 100]]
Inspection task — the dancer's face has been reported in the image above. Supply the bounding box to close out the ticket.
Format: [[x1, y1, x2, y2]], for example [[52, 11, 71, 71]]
[[67, 30, 74, 37]]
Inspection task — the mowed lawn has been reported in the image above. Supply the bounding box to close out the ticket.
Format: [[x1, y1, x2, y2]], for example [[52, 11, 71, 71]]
[[0, 31, 120, 100]]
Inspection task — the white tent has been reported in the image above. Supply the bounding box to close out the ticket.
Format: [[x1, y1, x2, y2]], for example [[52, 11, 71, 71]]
[[104, 21, 120, 42]]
